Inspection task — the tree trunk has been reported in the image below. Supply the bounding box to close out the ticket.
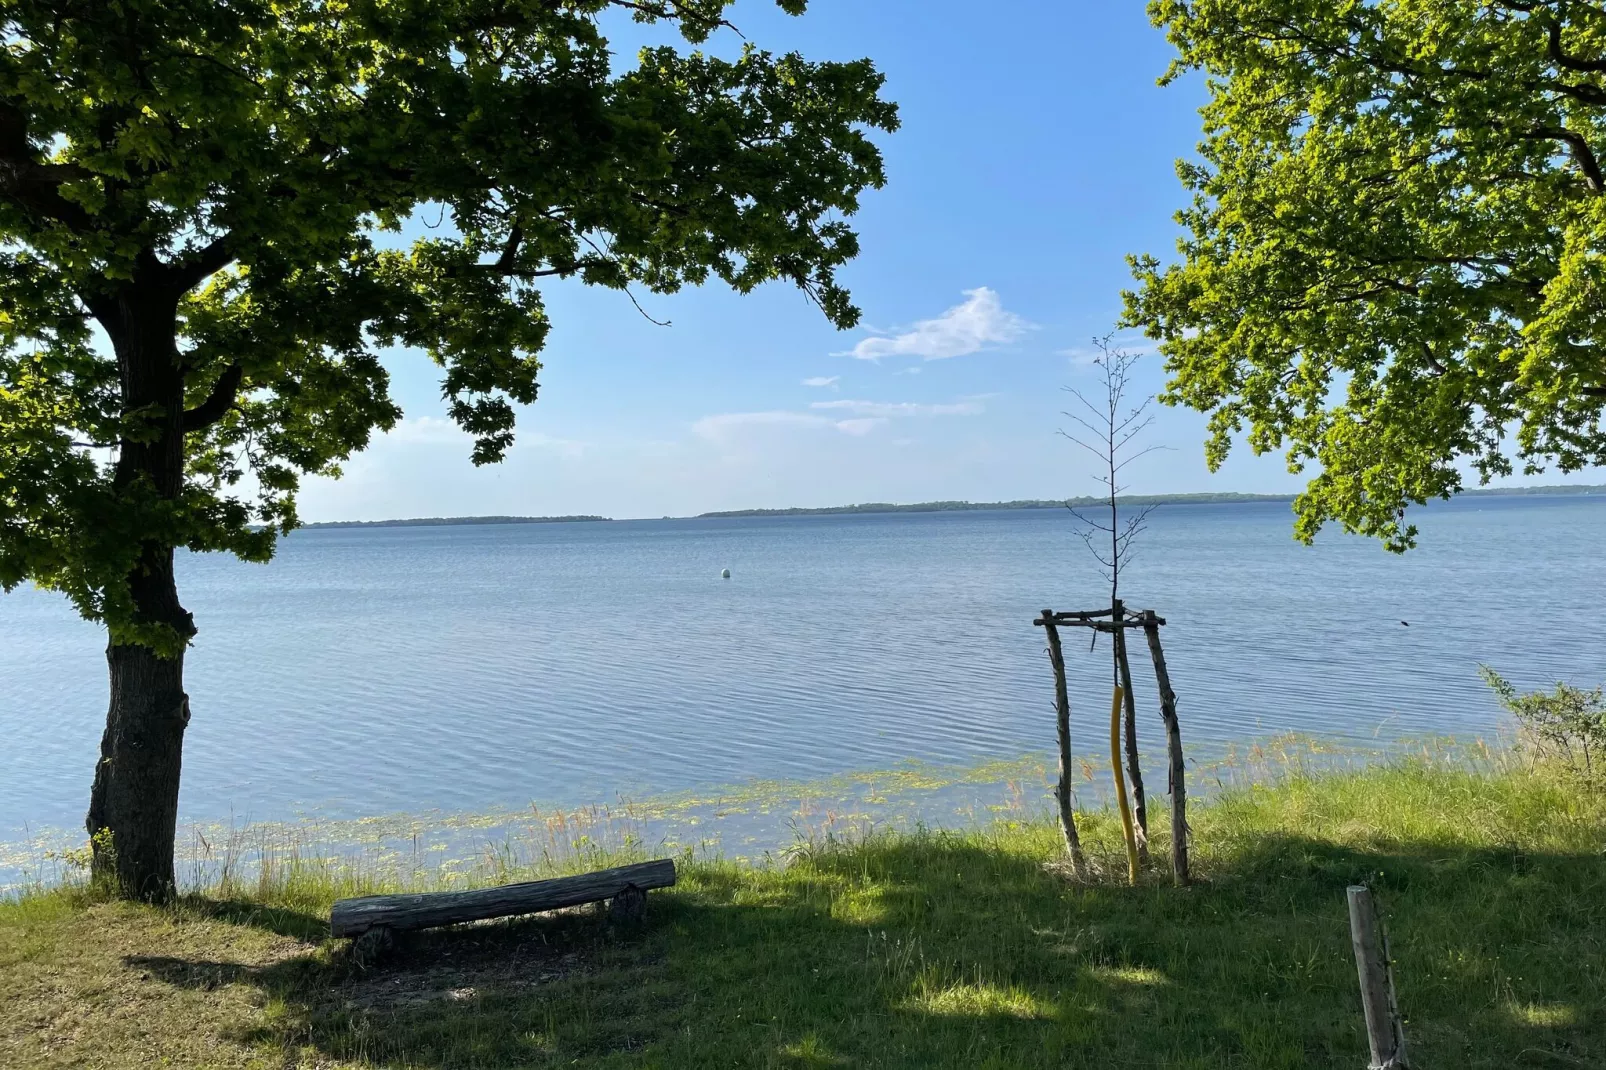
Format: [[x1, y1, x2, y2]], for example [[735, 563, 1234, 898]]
[[87, 636, 190, 900], [84, 275, 195, 902]]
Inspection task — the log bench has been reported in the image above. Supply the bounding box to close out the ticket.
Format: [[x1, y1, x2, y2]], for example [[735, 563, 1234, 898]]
[[329, 858, 677, 947]]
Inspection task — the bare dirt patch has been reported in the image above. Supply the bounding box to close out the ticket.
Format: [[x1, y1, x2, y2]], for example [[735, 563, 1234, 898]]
[[331, 919, 596, 1012]]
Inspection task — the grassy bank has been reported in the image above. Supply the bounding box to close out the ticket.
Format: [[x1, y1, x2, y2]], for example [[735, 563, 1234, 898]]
[[3, 756, 1604, 1069]]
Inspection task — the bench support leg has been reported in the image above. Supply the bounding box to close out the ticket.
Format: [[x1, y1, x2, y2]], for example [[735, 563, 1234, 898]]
[[609, 884, 646, 926], [352, 924, 394, 968]]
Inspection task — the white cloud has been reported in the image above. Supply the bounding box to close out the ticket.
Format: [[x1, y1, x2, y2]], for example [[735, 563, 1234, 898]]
[[842, 287, 1032, 361], [691, 409, 899, 440], [522, 433, 587, 459], [692, 410, 831, 440], [694, 397, 983, 443], [386, 416, 467, 443], [387, 417, 585, 457], [809, 399, 985, 418], [802, 376, 840, 388]]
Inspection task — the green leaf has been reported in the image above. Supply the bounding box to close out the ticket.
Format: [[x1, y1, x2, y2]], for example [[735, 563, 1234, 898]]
[[1127, 0, 1606, 550]]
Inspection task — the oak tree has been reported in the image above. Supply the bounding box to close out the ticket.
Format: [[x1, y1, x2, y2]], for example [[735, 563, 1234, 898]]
[[0, 0, 896, 898], [1126, 0, 1606, 549]]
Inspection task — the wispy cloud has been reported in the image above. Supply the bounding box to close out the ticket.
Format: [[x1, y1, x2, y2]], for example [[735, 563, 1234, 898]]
[[386, 416, 467, 443], [388, 416, 585, 457], [842, 287, 1032, 361], [802, 375, 841, 388], [695, 396, 985, 443], [692, 411, 831, 440], [834, 417, 887, 436], [809, 399, 985, 418], [521, 433, 588, 459], [691, 409, 906, 441]]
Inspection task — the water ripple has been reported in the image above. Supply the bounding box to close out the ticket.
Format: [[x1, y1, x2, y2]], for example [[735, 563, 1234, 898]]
[[2, 497, 1603, 837]]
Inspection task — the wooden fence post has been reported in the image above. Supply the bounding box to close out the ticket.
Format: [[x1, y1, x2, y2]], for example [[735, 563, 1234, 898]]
[[1141, 612, 1189, 886], [1347, 885, 1408, 1069], [1041, 610, 1084, 876], [1112, 599, 1148, 865]]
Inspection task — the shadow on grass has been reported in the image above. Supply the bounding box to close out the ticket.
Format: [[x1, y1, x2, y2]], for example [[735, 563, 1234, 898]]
[[137, 830, 1605, 1069], [182, 896, 329, 941]]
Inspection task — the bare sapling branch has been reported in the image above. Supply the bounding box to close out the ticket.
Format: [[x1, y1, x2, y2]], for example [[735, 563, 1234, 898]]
[[1060, 332, 1171, 864], [1061, 332, 1170, 616]]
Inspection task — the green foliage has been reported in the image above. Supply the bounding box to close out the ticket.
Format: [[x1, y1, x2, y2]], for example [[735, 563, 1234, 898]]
[[1126, 0, 1606, 549], [41, 827, 112, 878], [1483, 666, 1606, 780], [0, 0, 897, 645], [41, 826, 118, 898]]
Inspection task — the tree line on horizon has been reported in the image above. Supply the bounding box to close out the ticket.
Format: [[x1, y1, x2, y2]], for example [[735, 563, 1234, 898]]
[[304, 483, 1606, 527]]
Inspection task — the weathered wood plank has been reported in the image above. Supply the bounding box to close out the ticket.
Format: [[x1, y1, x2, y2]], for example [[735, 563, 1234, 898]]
[[330, 859, 677, 938], [1033, 617, 1157, 631], [1033, 609, 1166, 628]]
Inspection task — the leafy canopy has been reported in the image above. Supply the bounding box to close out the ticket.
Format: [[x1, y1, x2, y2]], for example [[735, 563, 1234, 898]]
[[0, 0, 896, 646], [1126, 0, 1606, 549]]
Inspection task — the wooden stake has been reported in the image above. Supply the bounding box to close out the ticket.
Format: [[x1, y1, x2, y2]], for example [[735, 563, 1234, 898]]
[[1347, 885, 1409, 1068], [1141, 612, 1189, 886], [1041, 610, 1084, 875], [1112, 599, 1149, 865], [1108, 683, 1139, 886]]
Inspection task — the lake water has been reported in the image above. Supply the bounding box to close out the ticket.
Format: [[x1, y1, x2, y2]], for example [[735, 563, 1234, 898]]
[[3, 496, 1603, 848]]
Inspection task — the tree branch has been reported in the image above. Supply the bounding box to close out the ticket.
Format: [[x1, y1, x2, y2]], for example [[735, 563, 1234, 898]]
[[1528, 125, 1605, 191], [608, 0, 744, 38], [1546, 19, 1606, 74], [457, 228, 595, 280], [183, 363, 245, 432], [167, 235, 236, 292], [0, 101, 95, 231], [496, 226, 523, 271]]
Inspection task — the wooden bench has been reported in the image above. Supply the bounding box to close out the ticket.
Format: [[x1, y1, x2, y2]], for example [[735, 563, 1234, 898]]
[[329, 858, 677, 942]]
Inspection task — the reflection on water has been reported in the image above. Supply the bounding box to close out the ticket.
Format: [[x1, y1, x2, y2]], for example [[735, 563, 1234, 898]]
[[7, 733, 1474, 893]]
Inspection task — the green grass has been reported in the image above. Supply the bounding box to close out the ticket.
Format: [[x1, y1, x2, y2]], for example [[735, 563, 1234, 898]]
[[3, 756, 1604, 1068]]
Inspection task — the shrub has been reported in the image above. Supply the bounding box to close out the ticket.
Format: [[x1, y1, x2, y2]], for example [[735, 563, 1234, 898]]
[[1481, 667, 1606, 781]]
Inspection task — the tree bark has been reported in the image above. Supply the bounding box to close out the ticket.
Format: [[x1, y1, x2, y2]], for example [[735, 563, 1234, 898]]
[[87, 637, 190, 900], [1112, 600, 1148, 865], [330, 859, 677, 937], [1141, 613, 1189, 886], [1041, 611, 1084, 875], [83, 273, 195, 902]]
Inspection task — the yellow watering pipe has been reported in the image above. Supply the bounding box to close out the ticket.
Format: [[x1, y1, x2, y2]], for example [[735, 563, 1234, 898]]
[[1109, 684, 1139, 886]]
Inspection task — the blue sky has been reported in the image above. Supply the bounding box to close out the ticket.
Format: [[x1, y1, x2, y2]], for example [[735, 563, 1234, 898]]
[[295, 1, 1578, 523]]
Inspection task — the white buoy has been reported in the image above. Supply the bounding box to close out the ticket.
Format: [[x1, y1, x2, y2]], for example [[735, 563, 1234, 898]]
[[721, 568, 731, 579]]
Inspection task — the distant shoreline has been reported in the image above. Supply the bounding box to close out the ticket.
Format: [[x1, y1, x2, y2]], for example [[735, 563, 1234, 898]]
[[301, 514, 611, 529], [697, 492, 1284, 518], [693, 484, 1604, 518], [298, 484, 1604, 528]]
